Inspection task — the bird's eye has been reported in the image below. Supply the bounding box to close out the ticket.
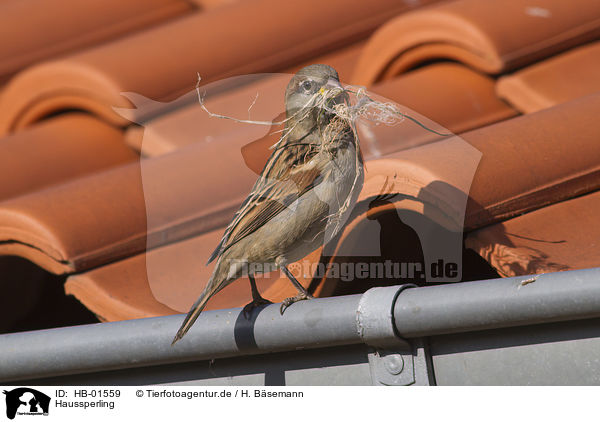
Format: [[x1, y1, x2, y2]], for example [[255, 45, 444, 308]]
[[300, 80, 313, 93]]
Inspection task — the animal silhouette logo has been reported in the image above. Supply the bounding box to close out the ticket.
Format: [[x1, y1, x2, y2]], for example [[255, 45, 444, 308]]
[[3, 388, 50, 419]]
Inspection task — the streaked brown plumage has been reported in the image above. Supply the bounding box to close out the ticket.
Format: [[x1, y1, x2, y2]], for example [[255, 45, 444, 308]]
[[172, 64, 363, 345]]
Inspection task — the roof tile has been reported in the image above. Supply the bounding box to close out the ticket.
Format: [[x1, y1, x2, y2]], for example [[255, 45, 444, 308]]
[[0, 114, 137, 201], [463, 93, 600, 230], [0, 0, 194, 82], [497, 41, 600, 113], [371, 63, 518, 134], [353, 0, 600, 85], [0, 131, 268, 273], [125, 73, 287, 156]]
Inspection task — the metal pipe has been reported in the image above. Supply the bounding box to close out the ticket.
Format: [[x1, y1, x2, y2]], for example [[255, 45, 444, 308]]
[[394, 268, 600, 337], [2, 268, 600, 382], [0, 294, 363, 382]]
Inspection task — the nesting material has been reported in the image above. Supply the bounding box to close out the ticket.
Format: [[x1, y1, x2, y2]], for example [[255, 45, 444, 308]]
[[197, 74, 409, 129], [194, 74, 449, 240], [195, 74, 450, 142]]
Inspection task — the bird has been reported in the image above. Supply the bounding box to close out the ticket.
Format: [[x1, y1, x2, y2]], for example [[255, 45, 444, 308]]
[[172, 64, 364, 345]]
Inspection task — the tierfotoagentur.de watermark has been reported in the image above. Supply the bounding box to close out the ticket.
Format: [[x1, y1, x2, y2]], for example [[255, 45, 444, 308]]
[[226, 259, 459, 282]]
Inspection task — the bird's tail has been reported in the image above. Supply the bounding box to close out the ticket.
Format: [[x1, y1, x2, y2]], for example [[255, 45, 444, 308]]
[[171, 273, 223, 346]]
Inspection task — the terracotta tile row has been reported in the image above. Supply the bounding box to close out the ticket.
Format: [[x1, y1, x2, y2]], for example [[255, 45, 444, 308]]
[[0, 0, 196, 83], [61, 93, 600, 321], [497, 41, 600, 113], [126, 62, 518, 157], [352, 0, 600, 85], [0, 0, 439, 135], [0, 114, 137, 201], [463, 92, 600, 230], [0, 130, 275, 274]]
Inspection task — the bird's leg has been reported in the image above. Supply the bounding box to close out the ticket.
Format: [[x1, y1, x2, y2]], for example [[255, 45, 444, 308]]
[[279, 264, 314, 315], [242, 274, 272, 318], [249, 274, 272, 304]]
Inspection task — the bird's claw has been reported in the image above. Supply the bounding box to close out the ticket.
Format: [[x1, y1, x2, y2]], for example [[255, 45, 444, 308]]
[[279, 292, 314, 315], [242, 298, 273, 319]]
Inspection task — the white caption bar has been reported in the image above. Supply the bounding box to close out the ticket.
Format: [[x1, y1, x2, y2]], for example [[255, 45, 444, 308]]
[[0, 386, 593, 421]]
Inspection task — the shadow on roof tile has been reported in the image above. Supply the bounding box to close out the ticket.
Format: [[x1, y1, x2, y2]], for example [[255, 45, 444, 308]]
[[467, 190, 600, 277]]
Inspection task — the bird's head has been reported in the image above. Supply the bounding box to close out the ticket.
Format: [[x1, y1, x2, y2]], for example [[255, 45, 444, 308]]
[[284, 64, 348, 122]]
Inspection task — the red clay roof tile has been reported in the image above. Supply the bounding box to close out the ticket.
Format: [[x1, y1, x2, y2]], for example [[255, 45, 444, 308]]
[[0, 130, 271, 274], [370, 63, 518, 134], [0, 161, 146, 274], [463, 93, 600, 230], [0, 114, 137, 201], [352, 0, 600, 85], [0, 0, 194, 83], [497, 41, 600, 113]]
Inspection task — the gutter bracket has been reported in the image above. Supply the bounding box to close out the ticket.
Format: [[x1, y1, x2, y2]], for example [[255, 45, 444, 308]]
[[357, 285, 430, 385], [367, 339, 432, 386]]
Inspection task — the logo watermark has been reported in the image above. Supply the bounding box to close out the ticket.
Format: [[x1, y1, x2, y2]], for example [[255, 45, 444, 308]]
[[3, 388, 50, 419]]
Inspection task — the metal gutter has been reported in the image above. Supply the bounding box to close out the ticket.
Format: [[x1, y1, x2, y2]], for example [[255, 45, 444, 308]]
[[394, 268, 600, 337], [1, 268, 600, 384]]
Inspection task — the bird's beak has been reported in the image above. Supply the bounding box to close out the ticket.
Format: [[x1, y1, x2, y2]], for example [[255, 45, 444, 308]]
[[319, 78, 343, 96], [319, 78, 348, 108]]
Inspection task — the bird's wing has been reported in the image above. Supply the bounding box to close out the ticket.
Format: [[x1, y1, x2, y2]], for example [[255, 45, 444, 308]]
[[207, 143, 323, 264]]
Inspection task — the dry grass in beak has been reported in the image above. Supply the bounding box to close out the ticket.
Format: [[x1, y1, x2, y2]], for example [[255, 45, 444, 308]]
[[196, 73, 448, 134]]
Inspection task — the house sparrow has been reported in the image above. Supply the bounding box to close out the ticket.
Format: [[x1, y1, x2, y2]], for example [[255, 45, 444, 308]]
[[172, 64, 364, 345]]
